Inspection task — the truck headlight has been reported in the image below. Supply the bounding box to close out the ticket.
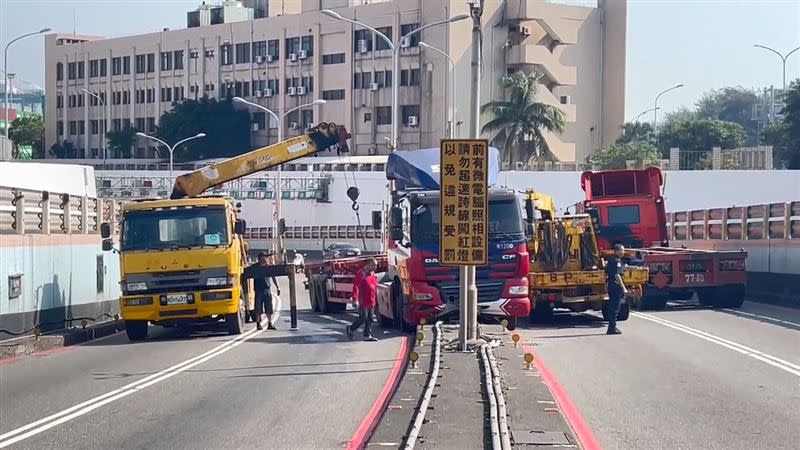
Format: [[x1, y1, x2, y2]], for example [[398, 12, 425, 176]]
[[126, 282, 147, 292], [508, 286, 528, 296], [207, 276, 235, 287]]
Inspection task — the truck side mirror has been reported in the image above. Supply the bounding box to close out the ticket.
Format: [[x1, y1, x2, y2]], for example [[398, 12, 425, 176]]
[[102, 239, 114, 252], [234, 219, 247, 235], [100, 222, 111, 239], [389, 207, 403, 241], [371, 211, 382, 230]]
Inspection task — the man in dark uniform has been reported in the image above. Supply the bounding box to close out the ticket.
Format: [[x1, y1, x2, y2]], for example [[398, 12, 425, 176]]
[[243, 251, 281, 330], [605, 243, 628, 335]]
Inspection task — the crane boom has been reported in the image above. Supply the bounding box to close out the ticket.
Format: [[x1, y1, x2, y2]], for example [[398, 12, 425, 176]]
[[170, 122, 351, 199]]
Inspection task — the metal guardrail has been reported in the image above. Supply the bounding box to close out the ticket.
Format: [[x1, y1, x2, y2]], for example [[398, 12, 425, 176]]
[[243, 225, 382, 241], [0, 186, 115, 235], [668, 201, 800, 241]]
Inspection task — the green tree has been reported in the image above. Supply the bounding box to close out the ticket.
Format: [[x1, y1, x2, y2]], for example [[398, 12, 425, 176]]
[[586, 140, 661, 170], [656, 118, 747, 156], [778, 79, 800, 169], [106, 127, 138, 159], [695, 86, 760, 145], [616, 122, 655, 145], [155, 96, 252, 161], [8, 115, 44, 158], [761, 121, 792, 168], [49, 140, 77, 159], [481, 72, 565, 164]]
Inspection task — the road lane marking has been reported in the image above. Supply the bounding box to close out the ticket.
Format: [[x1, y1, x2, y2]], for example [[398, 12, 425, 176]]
[[0, 319, 268, 449], [722, 309, 800, 328], [632, 312, 800, 378]]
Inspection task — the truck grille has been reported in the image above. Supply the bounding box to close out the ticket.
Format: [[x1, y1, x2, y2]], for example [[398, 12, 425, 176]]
[[125, 268, 227, 295], [436, 280, 505, 305]]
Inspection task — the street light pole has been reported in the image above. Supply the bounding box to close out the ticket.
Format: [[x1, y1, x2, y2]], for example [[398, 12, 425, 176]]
[[321, 10, 468, 150], [420, 42, 457, 138], [136, 132, 206, 179], [653, 84, 684, 132], [753, 44, 800, 93], [233, 96, 326, 264], [81, 88, 108, 166], [3, 28, 51, 140], [630, 107, 659, 124]]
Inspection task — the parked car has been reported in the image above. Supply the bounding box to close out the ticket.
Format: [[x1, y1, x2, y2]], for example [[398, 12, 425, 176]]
[[322, 243, 361, 260]]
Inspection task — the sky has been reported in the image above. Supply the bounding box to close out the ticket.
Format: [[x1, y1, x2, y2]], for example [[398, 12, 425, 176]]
[[1, 0, 799, 123]]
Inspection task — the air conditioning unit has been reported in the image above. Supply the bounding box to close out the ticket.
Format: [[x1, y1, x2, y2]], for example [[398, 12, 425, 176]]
[[306, 122, 314, 130], [296, 86, 306, 95], [408, 115, 418, 126], [205, 50, 214, 57], [289, 53, 297, 62], [520, 26, 531, 36], [400, 37, 411, 48], [560, 95, 571, 105], [265, 54, 273, 63], [289, 121, 299, 130], [357, 40, 368, 54], [298, 49, 307, 59], [288, 86, 297, 96], [190, 85, 198, 92], [255, 55, 264, 64], [252, 123, 260, 131], [190, 51, 199, 59], [254, 90, 262, 97], [264, 88, 273, 97], [367, 147, 377, 155], [369, 82, 379, 91]]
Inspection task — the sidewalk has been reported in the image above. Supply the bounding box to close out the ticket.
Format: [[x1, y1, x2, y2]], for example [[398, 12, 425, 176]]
[[0, 319, 122, 360]]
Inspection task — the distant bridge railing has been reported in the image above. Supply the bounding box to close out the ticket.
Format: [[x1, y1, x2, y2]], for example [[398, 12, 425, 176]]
[[243, 224, 382, 241], [0, 186, 107, 235], [667, 201, 800, 241]]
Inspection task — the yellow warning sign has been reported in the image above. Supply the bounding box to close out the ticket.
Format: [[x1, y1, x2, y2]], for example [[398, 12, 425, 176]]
[[439, 139, 489, 266]]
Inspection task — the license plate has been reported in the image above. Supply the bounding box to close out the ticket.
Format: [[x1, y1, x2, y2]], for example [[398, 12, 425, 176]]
[[166, 294, 188, 305], [684, 273, 705, 284]]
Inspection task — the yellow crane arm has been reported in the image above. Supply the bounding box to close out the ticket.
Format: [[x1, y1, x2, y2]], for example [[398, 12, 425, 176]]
[[523, 189, 557, 221], [171, 122, 351, 199]]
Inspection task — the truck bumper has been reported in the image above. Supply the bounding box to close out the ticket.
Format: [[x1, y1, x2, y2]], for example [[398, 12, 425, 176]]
[[120, 288, 239, 323]]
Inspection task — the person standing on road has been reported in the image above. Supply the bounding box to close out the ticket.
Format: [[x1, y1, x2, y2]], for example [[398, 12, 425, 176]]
[[243, 251, 281, 330], [605, 243, 628, 335], [346, 258, 379, 342]]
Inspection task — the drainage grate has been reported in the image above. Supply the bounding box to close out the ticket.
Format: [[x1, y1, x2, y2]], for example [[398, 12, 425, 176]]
[[511, 430, 572, 445]]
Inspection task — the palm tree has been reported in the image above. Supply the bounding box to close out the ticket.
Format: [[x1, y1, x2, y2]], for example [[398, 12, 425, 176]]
[[481, 72, 565, 165]]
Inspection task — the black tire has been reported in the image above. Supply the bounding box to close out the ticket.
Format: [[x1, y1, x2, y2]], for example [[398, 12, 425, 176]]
[[530, 301, 554, 323], [309, 279, 320, 312], [617, 303, 630, 321], [317, 279, 329, 314], [391, 280, 403, 329], [698, 287, 722, 308], [225, 297, 246, 335], [125, 320, 148, 341], [328, 302, 347, 313], [505, 316, 518, 331], [672, 290, 694, 301], [639, 295, 668, 311], [722, 284, 746, 308]]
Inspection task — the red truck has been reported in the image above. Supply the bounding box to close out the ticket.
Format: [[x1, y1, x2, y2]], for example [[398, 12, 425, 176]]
[[578, 167, 748, 310], [305, 255, 389, 314]]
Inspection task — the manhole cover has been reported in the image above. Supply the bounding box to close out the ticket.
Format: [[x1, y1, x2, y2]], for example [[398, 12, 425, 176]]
[[511, 430, 571, 445]]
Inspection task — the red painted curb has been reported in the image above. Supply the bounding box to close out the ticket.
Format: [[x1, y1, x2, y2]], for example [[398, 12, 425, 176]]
[[0, 330, 122, 366], [346, 335, 411, 450], [521, 343, 602, 450]]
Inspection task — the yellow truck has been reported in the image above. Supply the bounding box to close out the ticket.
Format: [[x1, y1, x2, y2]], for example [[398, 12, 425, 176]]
[[101, 123, 351, 341], [522, 189, 648, 322]]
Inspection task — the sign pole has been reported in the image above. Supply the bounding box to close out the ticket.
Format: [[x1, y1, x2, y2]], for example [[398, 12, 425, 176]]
[[467, 0, 484, 341]]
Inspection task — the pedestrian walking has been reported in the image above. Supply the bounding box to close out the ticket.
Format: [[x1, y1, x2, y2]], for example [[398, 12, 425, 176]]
[[346, 258, 379, 342], [243, 251, 281, 330], [605, 243, 628, 335]]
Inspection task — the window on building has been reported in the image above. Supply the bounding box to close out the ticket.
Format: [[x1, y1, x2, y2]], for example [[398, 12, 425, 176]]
[[146, 53, 155, 72], [123, 90, 130, 104], [376, 106, 392, 125], [99, 91, 106, 104], [322, 89, 345, 101], [78, 61, 85, 79], [113, 119, 122, 131], [100, 59, 107, 77], [301, 110, 313, 129], [123, 56, 131, 74], [147, 117, 156, 133], [161, 52, 173, 71], [253, 111, 266, 130], [56, 62, 64, 81], [56, 95, 63, 109], [286, 110, 299, 128], [268, 39, 279, 59], [354, 30, 373, 52], [402, 105, 420, 125], [174, 50, 184, 70], [91, 120, 99, 135], [267, 79, 279, 94], [400, 69, 421, 86], [69, 121, 77, 135], [77, 94, 84, 107], [285, 77, 299, 93], [322, 53, 345, 65], [135, 118, 145, 131], [112, 57, 121, 75], [68, 62, 77, 80], [375, 71, 385, 88], [400, 23, 422, 47], [205, 83, 215, 91], [161, 87, 172, 102], [79, 120, 85, 135], [173, 86, 184, 101], [68, 95, 75, 108], [146, 88, 155, 103], [220, 44, 233, 65], [253, 40, 267, 59], [285, 37, 300, 56], [361, 72, 372, 88], [135, 54, 146, 73], [301, 35, 314, 56], [375, 27, 392, 51], [235, 43, 250, 63], [90, 60, 99, 78], [57, 121, 64, 136], [301, 76, 313, 92]]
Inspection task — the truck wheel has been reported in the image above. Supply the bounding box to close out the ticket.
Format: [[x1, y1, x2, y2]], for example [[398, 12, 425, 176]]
[[329, 302, 347, 313], [617, 303, 630, 321], [698, 288, 722, 308], [317, 280, 329, 314], [225, 298, 246, 335], [309, 280, 320, 312], [639, 295, 668, 311], [722, 284, 746, 308], [672, 290, 694, 301], [504, 316, 518, 331], [530, 301, 554, 323], [391, 280, 403, 329], [125, 320, 148, 341]]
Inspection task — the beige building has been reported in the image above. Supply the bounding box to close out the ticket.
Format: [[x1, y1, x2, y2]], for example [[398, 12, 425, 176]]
[[44, 0, 626, 163]]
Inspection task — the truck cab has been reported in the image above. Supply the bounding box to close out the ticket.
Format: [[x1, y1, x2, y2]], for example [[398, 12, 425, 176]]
[[378, 148, 530, 330]]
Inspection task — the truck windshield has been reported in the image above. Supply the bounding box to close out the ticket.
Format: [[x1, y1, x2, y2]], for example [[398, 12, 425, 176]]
[[411, 199, 523, 245], [607, 205, 641, 225], [121, 207, 229, 251]]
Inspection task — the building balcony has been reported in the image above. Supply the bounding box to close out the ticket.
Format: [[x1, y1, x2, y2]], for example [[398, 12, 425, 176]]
[[507, 44, 577, 86], [535, 83, 576, 123], [505, 0, 590, 45]]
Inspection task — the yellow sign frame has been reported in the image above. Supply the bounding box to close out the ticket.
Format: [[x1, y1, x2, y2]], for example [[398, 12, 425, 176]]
[[439, 139, 489, 266]]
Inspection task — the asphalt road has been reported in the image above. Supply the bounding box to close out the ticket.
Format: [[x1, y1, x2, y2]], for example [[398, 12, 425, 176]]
[[517, 299, 800, 450], [0, 277, 406, 450]]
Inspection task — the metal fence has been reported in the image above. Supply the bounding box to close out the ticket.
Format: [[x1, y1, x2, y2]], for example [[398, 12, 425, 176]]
[[0, 186, 106, 235], [667, 201, 800, 241]]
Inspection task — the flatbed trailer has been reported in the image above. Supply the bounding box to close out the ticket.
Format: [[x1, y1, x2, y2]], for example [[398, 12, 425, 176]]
[[304, 255, 389, 313]]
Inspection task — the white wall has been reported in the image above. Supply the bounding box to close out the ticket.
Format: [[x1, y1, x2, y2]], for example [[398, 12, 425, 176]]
[[0, 162, 97, 197]]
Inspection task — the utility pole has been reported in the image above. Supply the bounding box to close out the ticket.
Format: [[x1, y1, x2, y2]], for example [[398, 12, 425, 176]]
[[466, 0, 484, 342]]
